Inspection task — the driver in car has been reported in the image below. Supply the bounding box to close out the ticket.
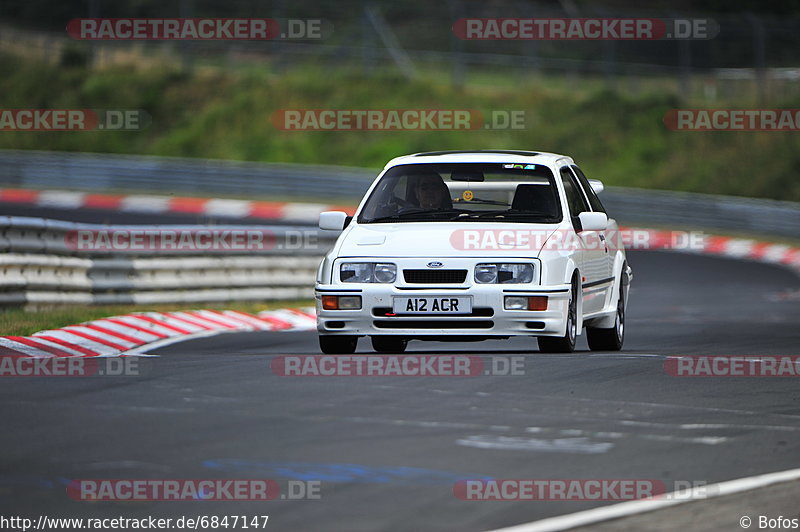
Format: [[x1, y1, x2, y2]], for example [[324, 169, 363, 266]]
[[410, 173, 452, 210]]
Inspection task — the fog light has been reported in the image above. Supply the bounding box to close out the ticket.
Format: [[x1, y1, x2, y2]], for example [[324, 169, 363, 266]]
[[338, 296, 362, 310], [504, 296, 528, 310], [504, 296, 548, 311], [321, 295, 362, 310]]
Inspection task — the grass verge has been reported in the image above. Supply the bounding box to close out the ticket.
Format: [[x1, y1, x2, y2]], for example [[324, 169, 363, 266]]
[[1, 53, 799, 201]]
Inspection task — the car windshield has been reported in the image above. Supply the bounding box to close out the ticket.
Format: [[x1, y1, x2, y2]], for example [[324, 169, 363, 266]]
[[358, 163, 562, 224]]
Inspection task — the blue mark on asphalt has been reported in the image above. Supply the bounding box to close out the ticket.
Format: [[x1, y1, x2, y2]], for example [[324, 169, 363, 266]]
[[0, 476, 71, 489], [0, 476, 72, 499], [203, 460, 493, 485]]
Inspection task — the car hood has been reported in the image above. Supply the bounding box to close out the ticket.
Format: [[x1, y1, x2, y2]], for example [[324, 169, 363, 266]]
[[335, 222, 562, 258]]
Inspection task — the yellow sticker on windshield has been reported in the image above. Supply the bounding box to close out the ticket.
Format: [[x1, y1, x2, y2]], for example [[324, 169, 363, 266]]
[[462, 190, 473, 201]]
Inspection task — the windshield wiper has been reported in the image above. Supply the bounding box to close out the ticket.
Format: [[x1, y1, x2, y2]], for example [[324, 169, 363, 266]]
[[466, 211, 511, 218], [454, 198, 509, 206], [451, 211, 556, 221], [367, 209, 465, 223]]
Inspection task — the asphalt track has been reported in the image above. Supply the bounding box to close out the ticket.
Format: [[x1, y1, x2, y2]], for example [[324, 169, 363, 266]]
[[1, 250, 800, 531]]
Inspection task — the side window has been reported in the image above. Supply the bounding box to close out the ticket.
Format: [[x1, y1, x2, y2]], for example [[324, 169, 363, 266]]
[[571, 165, 606, 213], [559, 167, 589, 216], [359, 175, 409, 220]]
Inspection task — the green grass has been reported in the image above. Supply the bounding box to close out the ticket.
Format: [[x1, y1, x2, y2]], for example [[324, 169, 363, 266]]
[[0, 300, 315, 336], [1, 53, 799, 201]]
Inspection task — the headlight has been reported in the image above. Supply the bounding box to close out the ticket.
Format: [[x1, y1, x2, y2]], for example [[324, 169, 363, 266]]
[[475, 263, 533, 284], [340, 262, 396, 283], [475, 264, 498, 284], [374, 263, 397, 283]]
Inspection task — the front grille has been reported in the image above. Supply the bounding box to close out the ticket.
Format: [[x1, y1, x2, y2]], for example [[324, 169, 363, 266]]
[[372, 307, 493, 317], [403, 269, 467, 284]]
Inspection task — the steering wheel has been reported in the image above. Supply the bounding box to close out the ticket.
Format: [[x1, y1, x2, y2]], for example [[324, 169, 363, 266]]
[[371, 195, 414, 217]]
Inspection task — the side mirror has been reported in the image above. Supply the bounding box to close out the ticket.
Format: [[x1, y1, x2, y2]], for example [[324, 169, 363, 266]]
[[319, 211, 348, 231], [589, 179, 604, 194], [577, 211, 608, 232]]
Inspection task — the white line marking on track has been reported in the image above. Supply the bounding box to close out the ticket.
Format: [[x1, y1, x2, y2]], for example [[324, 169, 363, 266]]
[[457, 435, 614, 454], [488, 467, 800, 532], [518, 394, 800, 421]]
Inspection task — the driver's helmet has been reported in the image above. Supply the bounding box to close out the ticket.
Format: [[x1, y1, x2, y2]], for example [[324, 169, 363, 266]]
[[407, 172, 452, 209]]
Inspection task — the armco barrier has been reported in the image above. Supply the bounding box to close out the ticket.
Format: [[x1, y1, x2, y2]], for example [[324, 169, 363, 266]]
[[0, 187, 357, 223], [2, 150, 799, 238], [2, 218, 799, 308], [600, 187, 800, 240], [0, 217, 339, 307], [0, 149, 375, 201]]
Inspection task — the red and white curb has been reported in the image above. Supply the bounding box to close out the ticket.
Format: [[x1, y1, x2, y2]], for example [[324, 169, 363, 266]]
[[620, 226, 800, 274], [3, 186, 796, 270], [0, 308, 317, 358], [0, 188, 356, 223]]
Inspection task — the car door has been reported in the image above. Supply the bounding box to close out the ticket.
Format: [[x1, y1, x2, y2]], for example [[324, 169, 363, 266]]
[[559, 166, 607, 315], [571, 165, 614, 290]]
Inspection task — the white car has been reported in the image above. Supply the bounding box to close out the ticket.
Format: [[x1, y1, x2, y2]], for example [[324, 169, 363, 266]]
[[315, 150, 632, 354]]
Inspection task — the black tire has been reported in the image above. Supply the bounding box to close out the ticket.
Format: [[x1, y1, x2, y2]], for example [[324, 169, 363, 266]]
[[371, 336, 408, 353], [319, 335, 358, 354], [587, 281, 625, 351], [538, 278, 578, 353]]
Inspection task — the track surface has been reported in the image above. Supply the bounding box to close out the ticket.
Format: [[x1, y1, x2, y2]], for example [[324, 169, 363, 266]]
[[1, 250, 799, 531]]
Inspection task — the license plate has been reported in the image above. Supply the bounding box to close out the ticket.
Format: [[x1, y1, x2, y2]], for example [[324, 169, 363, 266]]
[[392, 297, 472, 314]]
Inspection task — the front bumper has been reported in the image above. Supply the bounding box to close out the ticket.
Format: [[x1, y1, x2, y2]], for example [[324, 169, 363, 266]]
[[315, 283, 571, 338]]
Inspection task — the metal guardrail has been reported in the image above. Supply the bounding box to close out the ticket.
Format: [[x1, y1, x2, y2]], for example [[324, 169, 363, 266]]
[[0, 149, 376, 200], [2, 149, 799, 238], [3, 192, 800, 308], [0, 216, 339, 307], [601, 187, 800, 240]]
